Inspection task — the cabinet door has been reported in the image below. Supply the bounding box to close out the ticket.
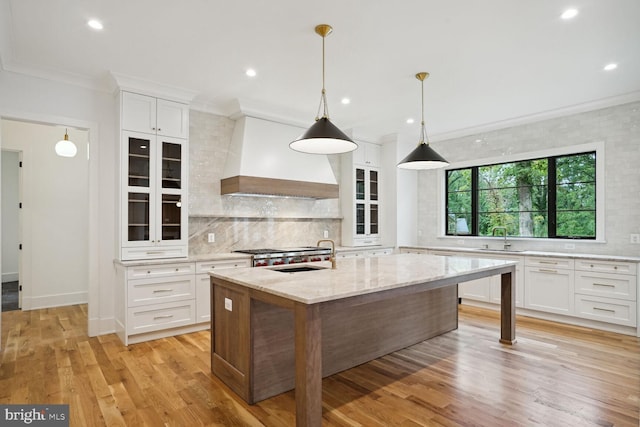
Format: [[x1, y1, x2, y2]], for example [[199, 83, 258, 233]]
[[123, 132, 157, 245], [459, 277, 492, 302], [524, 267, 575, 315], [157, 137, 188, 245], [157, 99, 189, 138], [122, 92, 156, 134]]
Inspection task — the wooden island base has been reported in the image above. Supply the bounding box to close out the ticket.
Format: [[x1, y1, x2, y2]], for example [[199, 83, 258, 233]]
[[211, 281, 458, 404]]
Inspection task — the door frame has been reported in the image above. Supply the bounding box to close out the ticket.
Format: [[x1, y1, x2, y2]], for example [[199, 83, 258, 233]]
[[0, 111, 100, 336]]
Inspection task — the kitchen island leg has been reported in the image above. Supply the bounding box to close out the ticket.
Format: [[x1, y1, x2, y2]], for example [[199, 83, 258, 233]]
[[499, 268, 516, 344], [295, 302, 322, 427]]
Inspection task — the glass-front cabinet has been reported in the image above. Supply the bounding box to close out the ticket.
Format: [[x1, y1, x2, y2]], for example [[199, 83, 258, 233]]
[[121, 130, 188, 260], [341, 141, 382, 246]]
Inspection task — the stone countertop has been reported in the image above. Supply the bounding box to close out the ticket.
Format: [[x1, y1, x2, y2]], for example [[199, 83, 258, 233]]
[[209, 253, 516, 304], [401, 246, 640, 263], [114, 252, 251, 267]]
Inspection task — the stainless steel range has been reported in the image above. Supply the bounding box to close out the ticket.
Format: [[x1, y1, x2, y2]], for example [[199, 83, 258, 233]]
[[234, 247, 332, 267]]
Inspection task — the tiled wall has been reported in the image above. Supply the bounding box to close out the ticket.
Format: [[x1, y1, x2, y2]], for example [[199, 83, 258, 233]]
[[417, 101, 640, 256], [188, 110, 342, 254]]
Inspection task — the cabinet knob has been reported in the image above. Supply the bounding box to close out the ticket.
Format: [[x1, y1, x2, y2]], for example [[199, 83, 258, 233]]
[[147, 271, 151, 274], [152, 127, 156, 131], [157, 128, 162, 132], [175, 268, 179, 271]]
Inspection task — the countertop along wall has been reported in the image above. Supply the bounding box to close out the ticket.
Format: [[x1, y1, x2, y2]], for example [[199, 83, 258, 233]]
[[416, 101, 640, 257], [187, 110, 342, 255]]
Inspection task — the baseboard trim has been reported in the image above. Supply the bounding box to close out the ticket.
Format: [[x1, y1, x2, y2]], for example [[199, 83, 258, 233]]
[[24, 291, 88, 310], [2, 272, 19, 283]]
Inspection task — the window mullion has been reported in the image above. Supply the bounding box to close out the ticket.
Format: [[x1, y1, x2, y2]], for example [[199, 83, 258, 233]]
[[471, 167, 479, 236], [548, 157, 557, 238]]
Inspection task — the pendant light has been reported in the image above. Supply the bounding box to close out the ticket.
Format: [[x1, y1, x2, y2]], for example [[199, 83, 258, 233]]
[[397, 72, 448, 169], [290, 24, 357, 155], [55, 128, 78, 158]]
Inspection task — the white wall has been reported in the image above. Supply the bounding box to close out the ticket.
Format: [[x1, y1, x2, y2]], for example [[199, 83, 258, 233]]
[[1, 150, 19, 282], [0, 68, 116, 336], [417, 101, 640, 257], [1, 120, 89, 308]]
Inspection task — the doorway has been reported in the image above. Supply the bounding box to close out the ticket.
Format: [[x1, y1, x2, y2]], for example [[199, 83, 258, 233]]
[[1, 149, 21, 312], [0, 119, 89, 312]]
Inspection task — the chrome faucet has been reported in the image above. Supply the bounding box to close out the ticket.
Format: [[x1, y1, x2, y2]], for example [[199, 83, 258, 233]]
[[491, 226, 511, 250], [317, 239, 337, 269]]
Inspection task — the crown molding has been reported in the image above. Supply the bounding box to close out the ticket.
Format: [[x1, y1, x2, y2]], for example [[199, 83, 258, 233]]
[[430, 91, 640, 142]]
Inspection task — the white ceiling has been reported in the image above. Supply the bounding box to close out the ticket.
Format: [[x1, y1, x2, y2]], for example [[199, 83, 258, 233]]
[[1, 0, 639, 142]]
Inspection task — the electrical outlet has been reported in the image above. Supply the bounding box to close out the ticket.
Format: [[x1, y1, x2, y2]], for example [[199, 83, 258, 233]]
[[208, 233, 215, 243], [630, 234, 640, 244], [323, 230, 329, 238], [224, 298, 233, 311]]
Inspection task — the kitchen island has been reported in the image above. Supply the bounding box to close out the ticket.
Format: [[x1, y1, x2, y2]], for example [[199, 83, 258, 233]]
[[209, 253, 517, 427]]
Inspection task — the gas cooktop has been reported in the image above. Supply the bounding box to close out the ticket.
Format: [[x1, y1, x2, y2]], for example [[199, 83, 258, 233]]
[[234, 247, 324, 255]]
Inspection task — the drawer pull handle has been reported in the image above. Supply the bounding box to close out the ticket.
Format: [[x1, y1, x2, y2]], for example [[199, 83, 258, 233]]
[[593, 283, 615, 288], [593, 307, 616, 313], [539, 261, 558, 265], [146, 251, 165, 255], [153, 289, 174, 293], [153, 314, 174, 320], [538, 269, 558, 273]]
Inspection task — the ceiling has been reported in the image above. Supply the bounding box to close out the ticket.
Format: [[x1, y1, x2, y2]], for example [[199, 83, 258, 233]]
[[1, 0, 639, 142]]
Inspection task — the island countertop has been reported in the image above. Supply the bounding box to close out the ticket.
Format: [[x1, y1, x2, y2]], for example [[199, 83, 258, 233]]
[[209, 252, 517, 304]]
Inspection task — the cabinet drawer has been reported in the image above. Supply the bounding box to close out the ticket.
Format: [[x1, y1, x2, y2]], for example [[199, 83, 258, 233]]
[[122, 245, 188, 261], [574, 294, 637, 327], [575, 271, 637, 301], [575, 259, 637, 275], [127, 262, 194, 280], [525, 256, 574, 269], [195, 259, 251, 273], [128, 275, 195, 307], [127, 300, 196, 335]]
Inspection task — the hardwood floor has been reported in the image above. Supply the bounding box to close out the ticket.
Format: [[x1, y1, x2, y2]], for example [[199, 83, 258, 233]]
[[1, 304, 638, 426]]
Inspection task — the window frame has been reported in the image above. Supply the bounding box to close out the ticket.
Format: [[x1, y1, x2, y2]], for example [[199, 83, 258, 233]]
[[439, 142, 605, 242]]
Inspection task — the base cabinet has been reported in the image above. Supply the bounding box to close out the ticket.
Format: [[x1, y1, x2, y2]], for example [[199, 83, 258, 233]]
[[115, 256, 250, 345], [400, 247, 639, 334]]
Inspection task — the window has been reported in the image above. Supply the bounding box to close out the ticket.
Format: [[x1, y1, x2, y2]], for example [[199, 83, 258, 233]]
[[446, 152, 596, 239]]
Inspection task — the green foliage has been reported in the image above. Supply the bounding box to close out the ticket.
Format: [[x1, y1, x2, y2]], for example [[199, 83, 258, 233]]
[[445, 152, 596, 238]]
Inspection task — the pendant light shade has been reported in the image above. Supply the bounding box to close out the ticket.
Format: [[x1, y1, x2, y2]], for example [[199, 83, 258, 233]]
[[55, 128, 78, 158], [290, 24, 357, 155], [397, 72, 448, 169]]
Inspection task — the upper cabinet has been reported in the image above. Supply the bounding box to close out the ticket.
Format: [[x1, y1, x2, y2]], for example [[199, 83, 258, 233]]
[[118, 91, 189, 260], [121, 91, 189, 139], [341, 141, 382, 246], [352, 140, 380, 167]]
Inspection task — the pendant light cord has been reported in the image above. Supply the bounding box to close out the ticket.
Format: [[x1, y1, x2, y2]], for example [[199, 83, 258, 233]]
[[315, 32, 330, 120], [419, 76, 429, 145]]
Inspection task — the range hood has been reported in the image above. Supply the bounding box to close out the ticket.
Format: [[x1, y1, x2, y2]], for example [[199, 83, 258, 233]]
[[221, 115, 339, 198]]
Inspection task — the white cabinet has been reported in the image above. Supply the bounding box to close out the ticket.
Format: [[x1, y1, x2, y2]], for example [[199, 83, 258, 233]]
[[427, 249, 524, 307], [574, 260, 637, 326], [341, 141, 382, 247], [336, 246, 393, 259], [122, 91, 189, 138], [352, 141, 380, 167], [116, 261, 197, 345], [195, 258, 251, 323], [524, 256, 575, 315], [119, 91, 189, 260], [115, 256, 251, 345]]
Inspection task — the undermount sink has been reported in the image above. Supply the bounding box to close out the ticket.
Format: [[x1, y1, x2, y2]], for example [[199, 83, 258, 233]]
[[269, 265, 328, 273]]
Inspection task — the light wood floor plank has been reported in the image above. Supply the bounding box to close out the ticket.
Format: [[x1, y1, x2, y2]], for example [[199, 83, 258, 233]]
[[1, 304, 639, 426]]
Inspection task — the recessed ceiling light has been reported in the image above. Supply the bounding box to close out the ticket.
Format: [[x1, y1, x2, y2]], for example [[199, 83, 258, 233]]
[[603, 63, 618, 71], [87, 19, 103, 30], [245, 68, 257, 77], [406, 118, 415, 124], [561, 9, 578, 20], [341, 98, 350, 105]]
